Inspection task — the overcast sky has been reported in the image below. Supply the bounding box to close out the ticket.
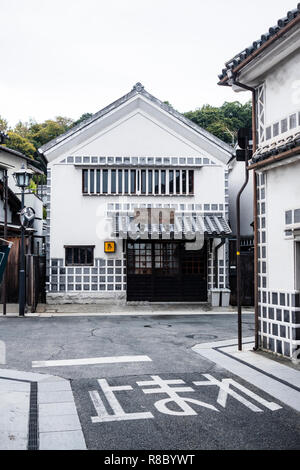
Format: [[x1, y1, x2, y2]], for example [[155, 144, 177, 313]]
[[0, 0, 296, 126]]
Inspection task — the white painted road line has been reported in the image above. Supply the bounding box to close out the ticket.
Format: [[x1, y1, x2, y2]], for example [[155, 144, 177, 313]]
[[32, 355, 152, 368], [221, 343, 300, 389], [192, 341, 300, 412]]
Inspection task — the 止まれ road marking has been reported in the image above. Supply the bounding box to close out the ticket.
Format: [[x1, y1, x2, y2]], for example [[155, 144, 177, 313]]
[[88, 374, 282, 424], [32, 355, 152, 368]]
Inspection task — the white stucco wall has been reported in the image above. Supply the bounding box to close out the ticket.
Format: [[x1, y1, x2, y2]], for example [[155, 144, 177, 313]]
[[73, 112, 204, 158], [49, 163, 225, 260], [266, 159, 300, 291], [48, 94, 229, 262], [264, 50, 300, 128]]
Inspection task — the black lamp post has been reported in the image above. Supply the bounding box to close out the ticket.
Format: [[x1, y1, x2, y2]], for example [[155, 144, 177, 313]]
[[13, 165, 34, 317], [0, 167, 8, 316]]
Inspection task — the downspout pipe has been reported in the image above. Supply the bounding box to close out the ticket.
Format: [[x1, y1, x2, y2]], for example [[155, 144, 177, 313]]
[[230, 78, 258, 351]]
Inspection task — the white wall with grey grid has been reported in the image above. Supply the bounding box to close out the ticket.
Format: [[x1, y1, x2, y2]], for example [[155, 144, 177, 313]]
[[257, 172, 300, 358]]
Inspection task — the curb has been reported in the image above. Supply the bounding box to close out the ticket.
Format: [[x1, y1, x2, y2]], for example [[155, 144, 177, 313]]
[[0, 368, 86, 450], [1, 311, 254, 317]]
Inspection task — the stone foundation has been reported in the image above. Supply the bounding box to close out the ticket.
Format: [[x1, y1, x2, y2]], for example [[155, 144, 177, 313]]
[[46, 291, 126, 304]]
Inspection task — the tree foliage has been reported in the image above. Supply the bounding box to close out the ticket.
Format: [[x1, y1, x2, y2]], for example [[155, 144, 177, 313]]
[[184, 101, 252, 145], [71, 113, 93, 128], [5, 131, 36, 159], [1, 100, 251, 159], [0, 116, 76, 158], [0, 116, 8, 133], [28, 117, 73, 148]]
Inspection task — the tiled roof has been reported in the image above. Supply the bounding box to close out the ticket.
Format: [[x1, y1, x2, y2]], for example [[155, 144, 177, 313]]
[[251, 132, 300, 164], [0, 145, 46, 173], [218, 4, 300, 82], [114, 214, 231, 239], [0, 144, 29, 160]]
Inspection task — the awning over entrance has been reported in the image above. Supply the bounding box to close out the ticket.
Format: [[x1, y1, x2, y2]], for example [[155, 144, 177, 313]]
[[113, 214, 231, 240]]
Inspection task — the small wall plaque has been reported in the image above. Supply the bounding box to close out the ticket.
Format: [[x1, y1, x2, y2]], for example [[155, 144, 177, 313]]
[[104, 241, 116, 253]]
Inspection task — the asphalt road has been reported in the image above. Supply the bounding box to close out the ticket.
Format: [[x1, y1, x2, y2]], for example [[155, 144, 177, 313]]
[[72, 371, 300, 450], [0, 314, 255, 379], [1, 314, 300, 450]]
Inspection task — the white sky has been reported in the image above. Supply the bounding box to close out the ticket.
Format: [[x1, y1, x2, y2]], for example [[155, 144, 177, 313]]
[[0, 0, 296, 126]]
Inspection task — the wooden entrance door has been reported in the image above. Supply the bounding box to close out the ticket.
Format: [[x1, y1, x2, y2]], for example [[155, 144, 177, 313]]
[[126, 241, 207, 302]]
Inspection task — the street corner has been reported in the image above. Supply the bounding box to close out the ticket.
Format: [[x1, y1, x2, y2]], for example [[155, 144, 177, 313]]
[[0, 368, 86, 451], [192, 337, 300, 412]]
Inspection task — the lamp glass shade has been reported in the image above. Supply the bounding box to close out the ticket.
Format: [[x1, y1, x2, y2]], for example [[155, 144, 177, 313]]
[[13, 167, 34, 188]]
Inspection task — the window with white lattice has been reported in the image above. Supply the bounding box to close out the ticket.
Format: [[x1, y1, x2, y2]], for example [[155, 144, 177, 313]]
[[82, 168, 194, 196]]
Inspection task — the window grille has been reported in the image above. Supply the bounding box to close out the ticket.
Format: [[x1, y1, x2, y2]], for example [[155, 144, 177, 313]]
[[82, 168, 194, 196], [65, 246, 94, 266]]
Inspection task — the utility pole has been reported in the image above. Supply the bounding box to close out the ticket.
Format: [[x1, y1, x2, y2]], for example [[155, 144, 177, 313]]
[[3, 169, 8, 316], [13, 166, 34, 317]]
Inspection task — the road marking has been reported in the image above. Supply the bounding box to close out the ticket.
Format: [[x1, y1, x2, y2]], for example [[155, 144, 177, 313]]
[[137, 375, 219, 415], [88, 373, 281, 424], [32, 355, 152, 368], [192, 338, 300, 412], [90, 380, 154, 423], [193, 374, 281, 412]]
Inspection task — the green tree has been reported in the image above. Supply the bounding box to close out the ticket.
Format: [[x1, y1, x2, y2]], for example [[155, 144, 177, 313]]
[[0, 116, 8, 133], [184, 105, 221, 129], [71, 113, 93, 128], [14, 120, 31, 138], [184, 101, 252, 146], [5, 131, 36, 158], [28, 117, 73, 148], [206, 122, 234, 145]]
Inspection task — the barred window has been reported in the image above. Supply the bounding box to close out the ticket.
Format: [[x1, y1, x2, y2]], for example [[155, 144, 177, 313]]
[[65, 246, 94, 266], [82, 168, 194, 196], [290, 113, 297, 129], [103, 170, 108, 193], [281, 118, 288, 133]]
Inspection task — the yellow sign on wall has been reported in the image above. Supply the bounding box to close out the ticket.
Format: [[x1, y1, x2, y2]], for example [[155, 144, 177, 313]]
[[104, 241, 116, 253]]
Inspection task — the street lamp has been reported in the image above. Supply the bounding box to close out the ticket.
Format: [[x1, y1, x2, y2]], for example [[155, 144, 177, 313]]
[[13, 165, 34, 317], [0, 166, 8, 316]]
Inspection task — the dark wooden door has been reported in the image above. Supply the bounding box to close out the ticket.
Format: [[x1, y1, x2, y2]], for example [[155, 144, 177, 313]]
[[127, 241, 207, 302], [152, 243, 182, 301], [127, 242, 152, 301], [181, 245, 207, 301]]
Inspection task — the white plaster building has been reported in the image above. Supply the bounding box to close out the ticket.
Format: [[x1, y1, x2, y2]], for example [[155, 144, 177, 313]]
[[219, 5, 300, 359], [39, 83, 234, 304]]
